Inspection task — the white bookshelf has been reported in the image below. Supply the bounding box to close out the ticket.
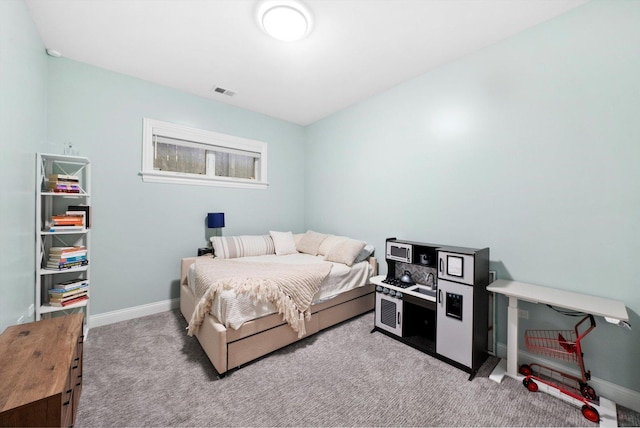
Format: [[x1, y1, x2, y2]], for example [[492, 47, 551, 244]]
[[35, 153, 91, 334]]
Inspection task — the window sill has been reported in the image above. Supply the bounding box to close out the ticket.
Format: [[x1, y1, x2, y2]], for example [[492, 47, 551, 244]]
[[140, 171, 269, 189]]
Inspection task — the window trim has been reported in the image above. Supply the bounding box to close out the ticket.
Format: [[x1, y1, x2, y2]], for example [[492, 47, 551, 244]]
[[141, 118, 268, 189]]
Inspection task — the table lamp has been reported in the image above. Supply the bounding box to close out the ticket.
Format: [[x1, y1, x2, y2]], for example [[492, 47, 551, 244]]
[[207, 212, 225, 229], [204, 212, 225, 252]]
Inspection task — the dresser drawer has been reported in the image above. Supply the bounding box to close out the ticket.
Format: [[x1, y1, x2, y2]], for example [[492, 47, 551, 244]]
[[61, 388, 74, 428]]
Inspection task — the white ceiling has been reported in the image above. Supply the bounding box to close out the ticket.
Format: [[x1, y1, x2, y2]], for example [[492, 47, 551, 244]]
[[26, 0, 589, 126]]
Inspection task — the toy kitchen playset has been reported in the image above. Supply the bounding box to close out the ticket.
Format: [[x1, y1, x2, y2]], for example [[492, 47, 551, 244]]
[[371, 238, 490, 378]]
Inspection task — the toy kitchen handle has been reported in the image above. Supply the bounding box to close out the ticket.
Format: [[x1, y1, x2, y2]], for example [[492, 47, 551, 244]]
[[438, 289, 443, 305], [439, 257, 443, 274]]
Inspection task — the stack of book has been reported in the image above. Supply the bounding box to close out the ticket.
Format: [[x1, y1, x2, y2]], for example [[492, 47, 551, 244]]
[[48, 279, 89, 307], [48, 212, 85, 232], [68, 205, 91, 228], [46, 246, 88, 270], [48, 174, 80, 193]]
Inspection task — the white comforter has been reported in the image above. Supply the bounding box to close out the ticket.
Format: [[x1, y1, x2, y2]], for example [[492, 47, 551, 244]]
[[188, 253, 372, 330]]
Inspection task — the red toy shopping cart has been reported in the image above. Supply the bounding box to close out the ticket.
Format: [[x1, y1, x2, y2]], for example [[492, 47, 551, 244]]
[[519, 314, 599, 423]]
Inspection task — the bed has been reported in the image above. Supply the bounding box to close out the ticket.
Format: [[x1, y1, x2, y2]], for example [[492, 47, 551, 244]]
[[180, 231, 377, 376]]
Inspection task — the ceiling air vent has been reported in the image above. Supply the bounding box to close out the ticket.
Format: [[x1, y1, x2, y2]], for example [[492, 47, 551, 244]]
[[212, 86, 236, 97]]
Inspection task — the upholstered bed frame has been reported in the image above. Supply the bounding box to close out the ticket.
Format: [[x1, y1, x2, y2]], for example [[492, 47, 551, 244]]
[[180, 256, 377, 376]]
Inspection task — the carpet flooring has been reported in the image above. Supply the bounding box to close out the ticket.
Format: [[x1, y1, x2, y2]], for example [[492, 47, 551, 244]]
[[75, 310, 639, 427]]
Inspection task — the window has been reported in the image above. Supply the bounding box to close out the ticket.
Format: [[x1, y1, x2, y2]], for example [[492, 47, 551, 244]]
[[141, 118, 268, 189]]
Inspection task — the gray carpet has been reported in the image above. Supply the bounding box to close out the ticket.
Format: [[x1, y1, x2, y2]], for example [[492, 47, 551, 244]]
[[76, 310, 640, 427]]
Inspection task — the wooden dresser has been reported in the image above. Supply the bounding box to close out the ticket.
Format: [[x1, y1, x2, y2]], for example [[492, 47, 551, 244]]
[[0, 313, 84, 427]]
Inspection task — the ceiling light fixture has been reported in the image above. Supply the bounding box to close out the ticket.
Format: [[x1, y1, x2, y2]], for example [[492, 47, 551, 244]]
[[257, 1, 313, 42]]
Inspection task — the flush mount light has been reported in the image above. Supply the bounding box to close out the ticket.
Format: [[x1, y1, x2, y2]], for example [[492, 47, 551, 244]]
[[257, 0, 313, 42]]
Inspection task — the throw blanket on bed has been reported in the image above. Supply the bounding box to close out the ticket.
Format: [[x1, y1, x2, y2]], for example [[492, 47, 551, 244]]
[[187, 258, 332, 338]]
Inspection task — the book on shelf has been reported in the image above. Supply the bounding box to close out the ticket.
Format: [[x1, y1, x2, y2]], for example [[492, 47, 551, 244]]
[[49, 254, 87, 264], [65, 210, 86, 225], [49, 286, 88, 298], [52, 213, 83, 218], [47, 246, 88, 269], [50, 246, 86, 254], [46, 259, 89, 270], [49, 174, 79, 182], [50, 214, 84, 225], [50, 293, 88, 305], [51, 214, 84, 222], [48, 251, 87, 261], [48, 222, 83, 229], [49, 247, 87, 257], [48, 285, 89, 299], [49, 295, 88, 307], [46, 258, 88, 267], [48, 183, 81, 193], [50, 279, 88, 292], [45, 213, 85, 232], [46, 173, 82, 193], [67, 205, 91, 228], [48, 226, 85, 233], [56, 278, 88, 286]]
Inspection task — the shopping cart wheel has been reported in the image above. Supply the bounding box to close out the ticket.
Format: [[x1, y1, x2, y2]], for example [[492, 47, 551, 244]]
[[580, 383, 597, 400], [519, 364, 533, 376], [581, 405, 600, 423], [523, 378, 538, 392]]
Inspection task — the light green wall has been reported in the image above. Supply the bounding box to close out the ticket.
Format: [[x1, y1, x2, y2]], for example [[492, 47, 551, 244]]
[[305, 0, 640, 392], [44, 59, 306, 314], [0, 0, 47, 329]]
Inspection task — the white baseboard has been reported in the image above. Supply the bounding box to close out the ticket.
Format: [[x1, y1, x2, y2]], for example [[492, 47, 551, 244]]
[[88, 298, 180, 329], [496, 342, 640, 414]]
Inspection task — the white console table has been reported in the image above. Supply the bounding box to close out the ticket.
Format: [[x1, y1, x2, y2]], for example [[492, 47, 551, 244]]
[[487, 279, 629, 426]]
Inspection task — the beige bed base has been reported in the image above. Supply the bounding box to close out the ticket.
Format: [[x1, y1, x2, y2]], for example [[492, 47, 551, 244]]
[[180, 256, 377, 376]]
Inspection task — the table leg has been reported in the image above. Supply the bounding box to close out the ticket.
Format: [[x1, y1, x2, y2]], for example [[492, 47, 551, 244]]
[[507, 295, 519, 377], [489, 295, 520, 383]]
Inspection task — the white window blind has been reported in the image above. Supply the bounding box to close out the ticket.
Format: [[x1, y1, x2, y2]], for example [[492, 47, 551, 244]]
[[141, 118, 268, 189], [152, 135, 261, 158]]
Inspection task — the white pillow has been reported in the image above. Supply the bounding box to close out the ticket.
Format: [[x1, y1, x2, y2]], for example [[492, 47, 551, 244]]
[[269, 231, 298, 256], [318, 235, 346, 256], [210, 235, 275, 259], [324, 238, 366, 266], [296, 230, 328, 256]]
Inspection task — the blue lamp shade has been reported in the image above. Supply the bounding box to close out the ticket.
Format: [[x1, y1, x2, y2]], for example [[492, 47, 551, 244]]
[[207, 212, 225, 228]]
